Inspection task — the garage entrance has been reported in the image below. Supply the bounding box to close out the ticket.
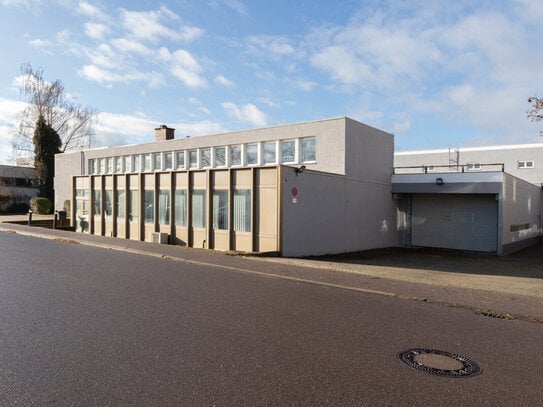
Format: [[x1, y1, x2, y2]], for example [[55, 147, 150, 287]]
[[411, 194, 498, 253]]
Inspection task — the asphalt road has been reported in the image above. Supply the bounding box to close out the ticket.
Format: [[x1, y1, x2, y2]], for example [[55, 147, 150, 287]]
[[0, 232, 542, 406]]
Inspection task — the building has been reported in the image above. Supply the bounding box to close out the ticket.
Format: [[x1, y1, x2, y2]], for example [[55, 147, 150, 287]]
[[55, 118, 397, 257], [54, 118, 543, 256], [393, 144, 543, 255], [0, 165, 39, 212]]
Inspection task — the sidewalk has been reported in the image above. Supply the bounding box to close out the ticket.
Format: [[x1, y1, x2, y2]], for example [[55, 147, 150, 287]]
[[1, 216, 542, 322]]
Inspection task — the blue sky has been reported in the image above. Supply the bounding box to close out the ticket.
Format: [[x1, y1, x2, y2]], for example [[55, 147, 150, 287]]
[[1, 0, 543, 164]]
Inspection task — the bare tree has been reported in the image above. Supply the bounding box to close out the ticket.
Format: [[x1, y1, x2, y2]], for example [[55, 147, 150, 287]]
[[527, 96, 543, 122], [12, 64, 97, 156]]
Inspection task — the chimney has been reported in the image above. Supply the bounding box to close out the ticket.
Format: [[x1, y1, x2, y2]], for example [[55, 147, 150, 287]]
[[155, 125, 175, 141]]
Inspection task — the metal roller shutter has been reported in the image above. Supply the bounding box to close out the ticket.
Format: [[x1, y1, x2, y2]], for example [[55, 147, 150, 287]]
[[411, 194, 498, 252]]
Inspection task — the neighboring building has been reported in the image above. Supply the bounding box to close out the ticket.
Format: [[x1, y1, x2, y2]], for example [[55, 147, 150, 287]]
[[55, 118, 397, 257], [394, 143, 543, 186], [393, 144, 543, 255], [0, 165, 39, 211]]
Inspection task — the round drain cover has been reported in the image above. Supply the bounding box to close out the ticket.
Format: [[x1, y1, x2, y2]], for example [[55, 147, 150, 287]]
[[397, 348, 482, 378]]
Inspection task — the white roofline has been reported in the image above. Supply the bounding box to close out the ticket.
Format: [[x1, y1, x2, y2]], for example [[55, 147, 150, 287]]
[[395, 142, 543, 156]]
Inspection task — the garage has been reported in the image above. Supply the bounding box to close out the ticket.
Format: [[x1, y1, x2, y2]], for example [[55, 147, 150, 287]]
[[411, 194, 498, 252]]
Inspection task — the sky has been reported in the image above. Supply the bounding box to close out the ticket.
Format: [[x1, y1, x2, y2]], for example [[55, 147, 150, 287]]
[[1, 0, 543, 165]]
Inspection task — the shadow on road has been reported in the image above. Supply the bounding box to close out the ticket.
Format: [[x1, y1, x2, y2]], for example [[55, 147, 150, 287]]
[[309, 244, 543, 280]]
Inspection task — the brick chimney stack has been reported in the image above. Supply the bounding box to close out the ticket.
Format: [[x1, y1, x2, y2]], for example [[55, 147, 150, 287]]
[[155, 125, 175, 141]]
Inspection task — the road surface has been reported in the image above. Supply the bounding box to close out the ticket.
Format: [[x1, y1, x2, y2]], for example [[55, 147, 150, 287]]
[[0, 232, 541, 405]]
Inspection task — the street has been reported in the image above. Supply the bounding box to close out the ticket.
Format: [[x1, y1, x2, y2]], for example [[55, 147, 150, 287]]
[[0, 232, 542, 406]]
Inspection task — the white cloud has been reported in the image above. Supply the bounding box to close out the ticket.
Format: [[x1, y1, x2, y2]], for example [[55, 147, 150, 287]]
[[214, 74, 235, 88], [209, 0, 247, 15], [120, 6, 202, 44], [1, 0, 42, 10], [247, 35, 295, 57], [84, 23, 110, 40], [160, 48, 207, 88], [77, 1, 108, 20], [111, 38, 152, 56], [221, 102, 268, 126]]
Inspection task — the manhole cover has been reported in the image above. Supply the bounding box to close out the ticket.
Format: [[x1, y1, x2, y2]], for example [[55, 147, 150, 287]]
[[397, 348, 482, 378]]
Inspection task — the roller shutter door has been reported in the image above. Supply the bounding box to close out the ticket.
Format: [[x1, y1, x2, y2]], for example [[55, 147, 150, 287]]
[[411, 194, 497, 252]]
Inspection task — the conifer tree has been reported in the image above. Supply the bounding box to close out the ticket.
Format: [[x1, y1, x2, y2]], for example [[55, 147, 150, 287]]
[[33, 114, 61, 202]]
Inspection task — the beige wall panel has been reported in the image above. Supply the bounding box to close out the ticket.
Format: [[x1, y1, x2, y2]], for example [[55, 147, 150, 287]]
[[76, 177, 89, 189], [175, 172, 188, 188], [233, 169, 252, 188], [174, 228, 188, 246], [116, 223, 126, 239], [128, 221, 139, 241], [159, 224, 170, 237], [104, 176, 113, 189], [256, 167, 277, 187], [212, 230, 229, 251], [158, 173, 170, 187], [143, 174, 155, 188], [191, 228, 207, 248], [115, 175, 125, 188], [257, 187, 277, 237], [105, 221, 113, 237], [233, 232, 252, 252], [128, 174, 138, 186], [191, 171, 206, 187], [144, 224, 155, 242], [211, 170, 229, 188], [93, 176, 102, 189]]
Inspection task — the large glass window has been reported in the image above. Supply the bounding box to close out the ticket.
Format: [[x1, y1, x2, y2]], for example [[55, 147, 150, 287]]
[[115, 189, 125, 218], [212, 190, 228, 230], [230, 145, 241, 166], [246, 144, 258, 165], [164, 152, 172, 170], [105, 158, 113, 174], [143, 154, 152, 172], [214, 147, 226, 167], [263, 142, 276, 164], [301, 138, 316, 162], [93, 189, 101, 215], [88, 159, 95, 174], [158, 190, 170, 225], [233, 189, 251, 232], [174, 189, 187, 227], [133, 155, 141, 172], [97, 158, 104, 174], [201, 148, 211, 167], [123, 156, 131, 172], [144, 190, 154, 223], [114, 157, 122, 173], [191, 190, 206, 228], [153, 153, 162, 171], [128, 190, 139, 222], [104, 190, 113, 217], [175, 151, 185, 169], [189, 150, 198, 168], [281, 140, 296, 163]]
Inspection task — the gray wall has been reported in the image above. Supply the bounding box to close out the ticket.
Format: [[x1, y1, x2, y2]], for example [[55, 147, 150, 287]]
[[54, 152, 84, 210], [501, 173, 542, 252], [280, 167, 397, 257], [345, 118, 394, 182]]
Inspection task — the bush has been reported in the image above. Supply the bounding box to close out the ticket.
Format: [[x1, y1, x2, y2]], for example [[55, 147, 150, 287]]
[[7, 202, 30, 214], [30, 197, 52, 214]]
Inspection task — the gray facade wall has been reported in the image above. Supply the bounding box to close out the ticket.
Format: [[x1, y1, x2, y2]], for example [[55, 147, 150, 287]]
[[280, 167, 396, 257], [345, 118, 394, 182], [55, 117, 351, 210]]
